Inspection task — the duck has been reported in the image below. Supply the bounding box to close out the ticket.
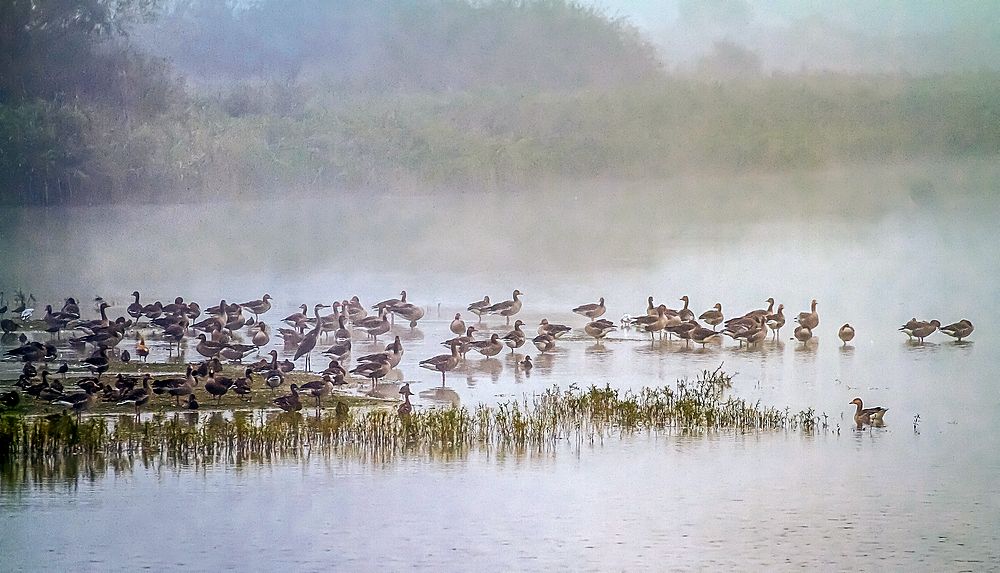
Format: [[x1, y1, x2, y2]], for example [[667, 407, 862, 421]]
[[185, 394, 199, 410], [486, 289, 523, 325], [467, 296, 491, 322], [583, 319, 616, 341], [838, 323, 856, 346], [273, 384, 302, 412], [135, 335, 149, 361], [501, 320, 526, 352], [450, 313, 467, 336], [940, 319, 974, 342], [850, 397, 888, 428], [518, 355, 533, 372], [698, 303, 724, 330], [397, 383, 413, 416], [537, 319, 572, 338], [572, 297, 606, 320], [793, 325, 813, 346], [765, 304, 786, 340], [419, 342, 460, 385], [796, 299, 819, 330], [899, 318, 922, 341]]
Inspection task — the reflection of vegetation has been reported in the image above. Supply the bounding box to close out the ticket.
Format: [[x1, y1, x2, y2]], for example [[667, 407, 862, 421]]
[[1, 369, 826, 479], [2, 0, 999, 205]]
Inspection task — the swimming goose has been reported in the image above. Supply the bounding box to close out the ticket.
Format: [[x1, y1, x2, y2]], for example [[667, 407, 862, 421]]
[[274, 384, 302, 413], [467, 296, 491, 322], [850, 397, 888, 428], [501, 320, 526, 352], [795, 299, 819, 330], [699, 303, 724, 330], [766, 304, 786, 340], [419, 342, 460, 385], [471, 333, 503, 358], [397, 383, 413, 416], [838, 324, 855, 346], [573, 297, 606, 320], [450, 313, 467, 336], [537, 319, 572, 338], [940, 319, 974, 342], [583, 319, 616, 341], [487, 290, 523, 325], [793, 325, 813, 346]]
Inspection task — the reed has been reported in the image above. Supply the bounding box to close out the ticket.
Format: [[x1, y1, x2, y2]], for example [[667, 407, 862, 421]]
[[0, 369, 825, 467]]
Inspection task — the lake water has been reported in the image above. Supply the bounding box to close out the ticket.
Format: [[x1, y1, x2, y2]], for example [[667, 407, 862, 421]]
[[2, 161, 999, 569]]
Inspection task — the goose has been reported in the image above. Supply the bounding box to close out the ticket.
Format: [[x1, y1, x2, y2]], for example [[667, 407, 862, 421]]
[[940, 319, 974, 342], [186, 394, 199, 410], [273, 384, 302, 413], [356, 308, 391, 342], [357, 336, 404, 369], [419, 342, 460, 385], [117, 375, 151, 416], [909, 320, 941, 344], [537, 319, 572, 338], [471, 333, 503, 358], [677, 296, 695, 322], [793, 325, 813, 346], [583, 319, 616, 341], [333, 316, 351, 343], [84, 347, 111, 378], [573, 297, 606, 320], [344, 297, 367, 323], [397, 383, 413, 416], [299, 374, 335, 408], [127, 291, 144, 321], [899, 318, 922, 340], [260, 350, 285, 393], [161, 297, 187, 315], [350, 359, 392, 387], [53, 386, 97, 421], [141, 301, 164, 320], [373, 290, 406, 313], [467, 296, 491, 322], [450, 313, 467, 336], [631, 305, 668, 341], [850, 397, 888, 428], [391, 302, 425, 327], [501, 320, 526, 352], [224, 305, 247, 331], [766, 304, 786, 340], [241, 294, 272, 320], [726, 298, 775, 327], [532, 333, 556, 352], [232, 367, 254, 402], [442, 326, 477, 359], [220, 344, 255, 362], [838, 324, 856, 346], [322, 339, 352, 359], [282, 304, 309, 326], [166, 367, 198, 406], [204, 370, 230, 405], [518, 355, 533, 372], [0, 318, 17, 334], [699, 303, 724, 330], [487, 290, 523, 325], [666, 320, 699, 347], [252, 322, 270, 350], [195, 333, 226, 358], [1, 390, 20, 409], [796, 299, 819, 330], [690, 326, 722, 347]]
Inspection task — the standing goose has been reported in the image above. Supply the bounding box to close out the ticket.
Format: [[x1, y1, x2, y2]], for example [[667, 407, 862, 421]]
[[838, 324, 856, 346], [766, 304, 786, 340], [443, 326, 477, 359], [391, 302, 425, 328], [501, 320, 526, 352], [252, 322, 270, 350], [940, 319, 974, 342], [204, 370, 230, 405], [537, 319, 571, 338], [53, 386, 97, 422], [573, 297, 606, 321], [793, 325, 813, 346], [450, 313, 467, 336], [677, 296, 695, 322], [241, 294, 272, 320], [467, 296, 491, 323], [583, 319, 617, 341], [373, 290, 407, 325], [690, 326, 723, 347], [333, 316, 351, 343], [631, 305, 668, 341], [274, 384, 302, 413], [117, 375, 151, 417], [796, 299, 819, 330], [283, 303, 309, 326], [899, 318, 922, 341], [909, 320, 941, 344], [419, 342, 460, 385], [532, 333, 557, 352], [350, 358, 392, 387], [699, 303, 724, 330], [850, 398, 888, 428], [344, 297, 368, 323], [127, 291, 144, 321], [487, 290, 523, 325], [470, 333, 503, 358], [299, 374, 335, 409]]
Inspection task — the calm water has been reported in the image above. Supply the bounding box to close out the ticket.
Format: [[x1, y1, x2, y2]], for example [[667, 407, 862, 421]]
[[2, 163, 999, 569]]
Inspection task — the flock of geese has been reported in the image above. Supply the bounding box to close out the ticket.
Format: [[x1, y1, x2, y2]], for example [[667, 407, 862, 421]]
[[0, 289, 976, 426]]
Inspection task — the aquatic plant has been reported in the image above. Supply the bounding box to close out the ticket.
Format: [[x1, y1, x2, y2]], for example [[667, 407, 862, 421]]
[[0, 369, 826, 467]]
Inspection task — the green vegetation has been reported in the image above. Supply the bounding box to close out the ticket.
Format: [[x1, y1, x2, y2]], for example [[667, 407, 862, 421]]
[[2, 0, 998, 205], [0, 369, 827, 469]]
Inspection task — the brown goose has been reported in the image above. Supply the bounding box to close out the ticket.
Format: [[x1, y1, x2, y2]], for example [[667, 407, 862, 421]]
[[241, 294, 272, 320], [838, 323, 856, 346], [908, 320, 941, 344], [765, 304, 786, 340], [537, 319, 572, 338], [299, 374, 335, 408], [356, 308, 391, 342], [470, 333, 503, 358], [391, 302, 425, 327], [584, 319, 617, 341], [501, 320, 526, 352], [690, 326, 722, 347], [419, 342, 460, 385], [450, 313, 467, 336], [283, 304, 309, 326], [631, 305, 668, 341], [850, 397, 888, 428], [793, 325, 813, 346], [573, 297, 606, 320], [532, 333, 557, 352], [117, 375, 151, 416], [699, 303, 724, 330], [487, 290, 523, 325], [467, 296, 491, 322], [940, 319, 974, 342], [127, 291, 144, 320], [726, 298, 775, 327], [796, 299, 819, 330], [443, 326, 477, 359], [274, 384, 302, 412], [677, 296, 695, 322]]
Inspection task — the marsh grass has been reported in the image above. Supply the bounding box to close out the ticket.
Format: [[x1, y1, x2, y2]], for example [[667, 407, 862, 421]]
[[1, 368, 825, 469]]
